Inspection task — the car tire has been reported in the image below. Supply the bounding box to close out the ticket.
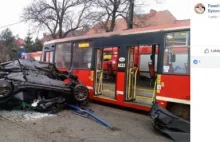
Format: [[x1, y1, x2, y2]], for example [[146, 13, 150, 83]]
[[73, 84, 89, 103]]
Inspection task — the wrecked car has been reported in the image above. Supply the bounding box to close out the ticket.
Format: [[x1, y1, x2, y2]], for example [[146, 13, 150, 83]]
[[0, 59, 89, 110], [150, 103, 190, 142]]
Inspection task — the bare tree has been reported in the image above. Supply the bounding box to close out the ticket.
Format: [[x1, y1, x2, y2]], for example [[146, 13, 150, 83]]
[[88, 0, 130, 32], [22, 0, 92, 39], [88, 0, 156, 33], [123, 0, 159, 29], [0, 43, 10, 62]]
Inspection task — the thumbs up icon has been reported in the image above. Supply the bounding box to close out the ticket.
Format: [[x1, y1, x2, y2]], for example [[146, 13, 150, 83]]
[[204, 49, 209, 54]]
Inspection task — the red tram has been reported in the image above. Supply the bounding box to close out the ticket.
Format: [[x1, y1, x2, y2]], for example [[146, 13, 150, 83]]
[[22, 51, 42, 61], [41, 21, 190, 120]]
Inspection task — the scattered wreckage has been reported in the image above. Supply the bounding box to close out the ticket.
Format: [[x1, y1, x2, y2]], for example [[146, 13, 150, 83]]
[[150, 103, 190, 142], [0, 59, 89, 111]]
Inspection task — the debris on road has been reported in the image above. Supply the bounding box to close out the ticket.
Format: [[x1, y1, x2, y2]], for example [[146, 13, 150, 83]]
[[150, 103, 190, 142], [0, 110, 55, 122], [66, 104, 120, 131]]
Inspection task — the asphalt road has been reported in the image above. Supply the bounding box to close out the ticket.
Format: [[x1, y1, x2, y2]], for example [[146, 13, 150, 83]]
[[0, 103, 173, 142]]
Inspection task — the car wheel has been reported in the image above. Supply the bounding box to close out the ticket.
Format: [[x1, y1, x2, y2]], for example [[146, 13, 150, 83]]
[[0, 80, 13, 103], [78, 97, 89, 107], [73, 84, 89, 103]]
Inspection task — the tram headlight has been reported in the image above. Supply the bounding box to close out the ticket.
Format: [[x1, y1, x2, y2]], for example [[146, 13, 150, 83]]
[[112, 61, 116, 64]]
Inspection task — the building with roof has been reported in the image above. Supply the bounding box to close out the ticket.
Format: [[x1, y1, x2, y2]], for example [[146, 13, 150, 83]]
[[41, 9, 190, 43]]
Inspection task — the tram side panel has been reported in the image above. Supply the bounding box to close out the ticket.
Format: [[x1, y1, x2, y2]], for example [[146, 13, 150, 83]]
[[155, 46, 190, 120], [155, 75, 190, 107]]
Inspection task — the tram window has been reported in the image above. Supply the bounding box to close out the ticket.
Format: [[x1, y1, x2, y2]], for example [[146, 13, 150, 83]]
[[72, 47, 92, 69], [166, 31, 189, 47], [163, 31, 190, 74], [140, 54, 158, 71], [45, 52, 50, 62], [103, 51, 112, 61], [55, 43, 71, 68], [102, 47, 118, 61]]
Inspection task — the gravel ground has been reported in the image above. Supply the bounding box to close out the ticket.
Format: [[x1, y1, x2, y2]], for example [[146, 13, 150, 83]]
[[0, 102, 173, 142]]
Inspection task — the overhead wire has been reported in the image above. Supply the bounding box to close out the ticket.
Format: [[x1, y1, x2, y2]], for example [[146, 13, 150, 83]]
[[0, 21, 24, 29]]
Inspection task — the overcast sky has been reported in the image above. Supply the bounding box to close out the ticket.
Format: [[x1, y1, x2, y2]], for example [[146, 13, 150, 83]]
[[0, 0, 189, 40]]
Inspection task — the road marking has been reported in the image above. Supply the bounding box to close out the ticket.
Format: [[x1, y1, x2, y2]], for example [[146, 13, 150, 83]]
[[0, 110, 55, 122]]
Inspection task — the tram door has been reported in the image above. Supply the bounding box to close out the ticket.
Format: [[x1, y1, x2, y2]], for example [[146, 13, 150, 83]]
[[94, 48, 118, 100], [42, 45, 55, 63], [125, 47, 138, 101], [94, 49, 103, 95], [125, 45, 158, 105]]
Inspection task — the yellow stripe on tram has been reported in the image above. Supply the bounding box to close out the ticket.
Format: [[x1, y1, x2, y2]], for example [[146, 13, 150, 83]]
[[103, 83, 154, 92], [136, 88, 153, 92], [103, 83, 115, 87], [136, 95, 153, 99], [102, 90, 115, 93], [101, 90, 153, 99]]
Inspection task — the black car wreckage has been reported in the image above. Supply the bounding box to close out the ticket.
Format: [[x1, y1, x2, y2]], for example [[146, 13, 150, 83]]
[[0, 59, 89, 111], [150, 103, 190, 142]]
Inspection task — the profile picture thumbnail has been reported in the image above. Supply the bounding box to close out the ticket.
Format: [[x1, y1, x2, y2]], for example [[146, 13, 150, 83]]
[[194, 3, 205, 14]]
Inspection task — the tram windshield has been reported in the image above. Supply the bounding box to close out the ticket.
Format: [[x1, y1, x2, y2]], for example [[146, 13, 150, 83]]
[[54, 42, 72, 68]]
